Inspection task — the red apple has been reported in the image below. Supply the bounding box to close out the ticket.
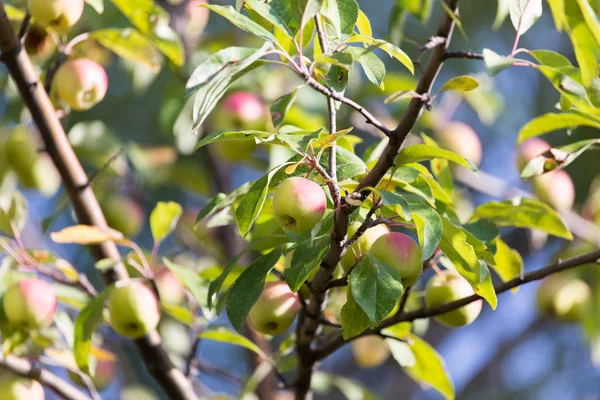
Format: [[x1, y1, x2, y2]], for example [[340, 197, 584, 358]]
[[435, 122, 482, 167], [248, 281, 300, 335], [52, 58, 108, 111], [3, 278, 56, 329], [369, 232, 423, 286], [272, 177, 327, 233]]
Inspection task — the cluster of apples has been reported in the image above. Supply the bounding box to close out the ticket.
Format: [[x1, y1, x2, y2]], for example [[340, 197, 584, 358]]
[[27, 0, 108, 111]]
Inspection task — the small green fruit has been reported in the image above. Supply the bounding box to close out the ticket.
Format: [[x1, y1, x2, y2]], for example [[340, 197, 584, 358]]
[[3, 278, 57, 329], [340, 222, 390, 271], [28, 0, 84, 34], [248, 281, 300, 335], [532, 169, 575, 211], [212, 140, 257, 163], [272, 177, 327, 233], [108, 282, 160, 339], [536, 274, 591, 322], [425, 270, 482, 327], [0, 369, 44, 400], [155, 267, 185, 306], [352, 336, 390, 368], [369, 232, 422, 286], [435, 122, 482, 167], [69, 357, 115, 392], [101, 195, 145, 237], [52, 58, 108, 111]]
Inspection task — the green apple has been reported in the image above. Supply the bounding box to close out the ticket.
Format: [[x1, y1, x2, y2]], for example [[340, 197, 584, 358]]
[[108, 281, 160, 339], [425, 270, 482, 327], [532, 169, 575, 211], [52, 58, 108, 111], [3, 278, 56, 329], [212, 140, 257, 163], [516, 138, 550, 171], [101, 195, 145, 237], [340, 222, 390, 271], [155, 267, 185, 306], [435, 122, 482, 167], [351, 336, 390, 368], [537, 274, 591, 322], [369, 232, 423, 286], [248, 281, 300, 335], [24, 24, 54, 58], [69, 356, 115, 392], [0, 369, 44, 400], [28, 0, 84, 34], [272, 177, 327, 233]]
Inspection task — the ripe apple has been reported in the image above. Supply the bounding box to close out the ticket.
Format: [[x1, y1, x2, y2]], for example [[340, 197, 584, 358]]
[[0, 369, 44, 400], [516, 138, 550, 171], [435, 122, 482, 167], [108, 281, 160, 339], [69, 357, 115, 392], [28, 0, 84, 34], [369, 232, 423, 286], [248, 281, 300, 335], [531, 169, 575, 210], [101, 195, 145, 237], [3, 278, 56, 329], [536, 274, 591, 322], [155, 267, 185, 306], [52, 58, 108, 111], [272, 177, 327, 233], [351, 336, 390, 368], [425, 270, 482, 327], [340, 222, 390, 271]]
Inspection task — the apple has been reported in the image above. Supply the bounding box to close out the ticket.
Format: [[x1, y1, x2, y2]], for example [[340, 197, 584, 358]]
[[516, 138, 551, 170], [28, 0, 84, 34], [272, 177, 327, 233], [248, 281, 300, 335], [0, 369, 44, 400], [52, 58, 108, 111], [24, 24, 54, 58], [120, 385, 158, 400], [69, 357, 115, 392], [340, 222, 390, 271], [101, 195, 145, 237], [212, 140, 257, 163], [425, 270, 482, 327], [435, 122, 482, 167], [184, 0, 210, 39], [369, 232, 423, 286], [108, 281, 160, 339], [351, 336, 390, 368], [155, 267, 185, 306], [536, 274, 591, 322], [531, 169, 575, 210], [3, 278, 56, 329]]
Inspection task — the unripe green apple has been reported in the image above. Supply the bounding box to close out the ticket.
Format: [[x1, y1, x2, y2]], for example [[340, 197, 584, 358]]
[[101, 195, 145, 237], [369, 232, 423, 286], [108, 281, 160, 339], [516, 138, 550, 171], [52, 58, 108, 111], [425, 270, 482, 327], [155, 267, 185, 306], [3, 278, 56, 329], [340, 222, 390, 271], [212, 140, 257, 163], [248, 281, 300, 335], [435, 122, 482, 167], [531, 169, 575, 211], [28, 0, 84, 34], [351, 336, 390, 368], [69, 357, 115, 392], [0, 369, 44, 400], [24, 24, 54, 58], [272, 177, 327, 233], [536, 274, 591, 322]]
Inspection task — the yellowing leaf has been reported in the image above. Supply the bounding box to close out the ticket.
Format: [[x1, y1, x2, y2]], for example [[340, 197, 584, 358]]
[[51, 225, 124, 245]]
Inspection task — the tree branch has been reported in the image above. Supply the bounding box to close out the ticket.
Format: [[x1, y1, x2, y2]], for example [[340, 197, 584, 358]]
[[0, 3, 197, 399], [314, 248, 600, 360], [444, 50, 483, 60], [0, 356, 91, 400]]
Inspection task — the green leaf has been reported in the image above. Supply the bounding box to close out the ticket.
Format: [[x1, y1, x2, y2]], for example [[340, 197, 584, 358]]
[[521, 139, 600, 178], [110, 0, 184, 66], [338, 0, 360, 36], [529, 49, 572, 68], [186, 47, 263, 96], [300, 0, 325, 30], [402, 192, 443, 260], [355, 9, 372, 36], [471, 198, 573, 239], [226, 248, 282, 332], [439, 0, 467, 39], [150, 201, 182, 243], [320, 0, 341, 38], [236, 163, 292, 237], [492, 239, 523, 293], [346, 34, 414, 74], [565, 0, 600, 86], [510, 0, 542, 35], [270, 0, 302, 35], [194, 129, 305, 151], [191, 42, 273, 132], [271, 89, 298, 128], [439, 75, 479, 93], [547, 0, 566, 30], [162, 258, 206, 308], [386, 338, 415, 367], [245, 0, 294, 37], [483, 48, 516, 77], [576, 0, 600, 44], [198, 326, 268, 359], [90, 28, 160, 71], [344, 46, 386, 89], [85, 0, 104, 13], [201, 4, 277, 42], [404, 335, 454, 400], [395, 144, 478, 173], [493, 0, 511, 30], [0, 191, 27, 236], [517, 112, 600, 143], [341, 286, 371, 339], [74, 287, 112, 374], [350, 255, 403, 326], [284, 236, 330, 292], [536, 66, 595, 115], [207, 251, 247, 310]]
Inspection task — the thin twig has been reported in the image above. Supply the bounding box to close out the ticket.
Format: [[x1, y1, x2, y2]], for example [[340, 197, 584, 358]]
[[81, 146, 126, 190], [444, 50, 483, 60]]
